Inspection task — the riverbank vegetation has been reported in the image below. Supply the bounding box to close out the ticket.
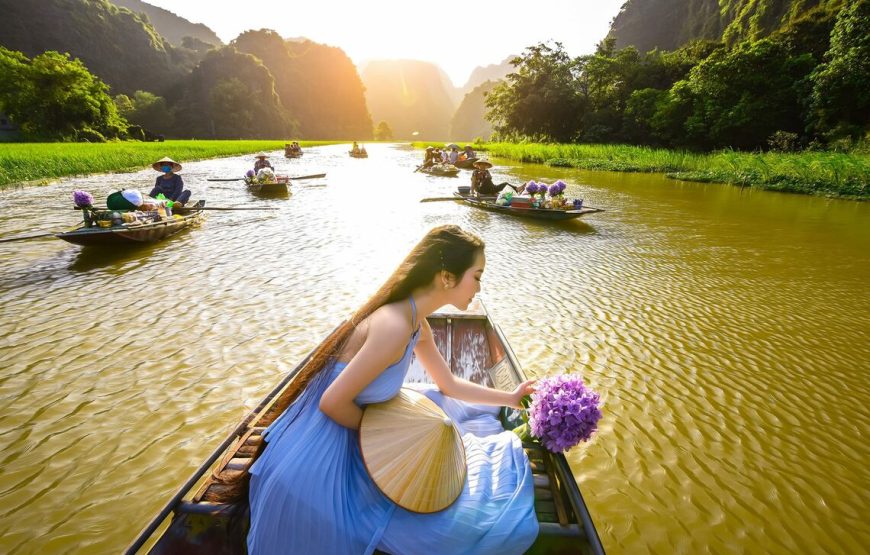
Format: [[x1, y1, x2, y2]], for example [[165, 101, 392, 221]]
[[0, 141, 334, 187], [413, 141, 868, 199]]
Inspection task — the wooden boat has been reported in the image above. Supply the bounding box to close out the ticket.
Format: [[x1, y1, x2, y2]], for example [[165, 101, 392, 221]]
[[349, 151, 369, 158], [454, 157, 478, 169], [56, 201, 205, 247], [284, 151, 302, 159], [246, 177, 289, 195], [420, 164, 461, 177], [454, 193, 603, 221], [127, 301, 605, 555]]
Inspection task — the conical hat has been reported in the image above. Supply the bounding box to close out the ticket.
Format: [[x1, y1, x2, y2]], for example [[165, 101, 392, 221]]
[[359, 388, 466, 513], [152, 157, 182, 172]]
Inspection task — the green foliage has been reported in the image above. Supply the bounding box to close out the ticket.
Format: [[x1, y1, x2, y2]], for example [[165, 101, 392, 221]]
[[664, 39, 817, 149], [0, 0, 189, 95], [114, 90, 173, 135], [0, 47, 127, 141], [486, 42, 586, 142], [810, 0, 870, 141], [168, 47, 297, 139], [373, 121, 394, 141]]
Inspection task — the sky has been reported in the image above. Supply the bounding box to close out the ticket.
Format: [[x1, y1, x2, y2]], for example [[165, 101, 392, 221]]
[[144, 0, 627, 87]]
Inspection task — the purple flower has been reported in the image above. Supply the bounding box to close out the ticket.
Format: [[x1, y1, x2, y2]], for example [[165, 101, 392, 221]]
[[245, 169, 256, 178], [548, 183, 561, 196], [72, 190, 94, 208], [526, 181, 538, 194], [527, 374, 601, 453], [554, 180, 567, 193]]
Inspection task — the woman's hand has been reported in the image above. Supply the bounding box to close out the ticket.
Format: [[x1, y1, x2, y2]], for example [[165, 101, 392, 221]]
[[509, 379, 537, 409]]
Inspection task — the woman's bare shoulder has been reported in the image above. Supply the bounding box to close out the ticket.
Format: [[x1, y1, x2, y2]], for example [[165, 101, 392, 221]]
[[369, 302, 414, 337]]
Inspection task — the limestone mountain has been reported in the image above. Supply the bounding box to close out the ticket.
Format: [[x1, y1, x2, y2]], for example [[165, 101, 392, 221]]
[[360, 60, 456, 140], [461, 56, 515, 96], [0, 0, 191, 95], [608, 0, 846, 52], [111, 0, 222, 47], [449, 81, 498, 141], [232, 29, 372, 139]]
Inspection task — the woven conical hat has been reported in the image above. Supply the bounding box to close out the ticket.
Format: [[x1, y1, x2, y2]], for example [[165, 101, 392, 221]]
[[360, 388, 466, 513]]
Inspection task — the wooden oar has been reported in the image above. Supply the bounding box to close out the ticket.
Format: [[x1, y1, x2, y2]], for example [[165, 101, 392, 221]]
[[420, 195, 496, 203], [74, 206, 279, 212], [207, 172, 326, 182], [0, 231, 62, 243]]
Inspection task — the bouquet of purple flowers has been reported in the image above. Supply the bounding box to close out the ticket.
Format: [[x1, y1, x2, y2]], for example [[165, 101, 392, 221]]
[[72, 190, 94, 208], [525, 181, 539, 195], [548, 180, 567, 197], [514, 374, 601, 453]]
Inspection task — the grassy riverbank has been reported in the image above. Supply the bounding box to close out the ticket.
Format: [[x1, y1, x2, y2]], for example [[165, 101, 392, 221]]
[[415, 142, 869, 199], [0, 140, 338, 187]]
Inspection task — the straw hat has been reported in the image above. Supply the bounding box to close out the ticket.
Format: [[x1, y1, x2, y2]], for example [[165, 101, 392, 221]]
[[152, 157, 182, 172], [254, 152, 269, 159], [359, 388, 466, 513], [473, 158, 493, 168]]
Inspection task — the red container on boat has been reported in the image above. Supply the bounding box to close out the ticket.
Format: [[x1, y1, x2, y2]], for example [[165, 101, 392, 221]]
[[509, 197, 531, 208]]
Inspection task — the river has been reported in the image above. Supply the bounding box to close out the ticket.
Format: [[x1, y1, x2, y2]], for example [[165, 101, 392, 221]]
[[0, 143, 867, 553]]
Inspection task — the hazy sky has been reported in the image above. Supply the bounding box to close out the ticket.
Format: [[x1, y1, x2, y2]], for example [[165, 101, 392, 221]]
[[144, 0, 627, 86]]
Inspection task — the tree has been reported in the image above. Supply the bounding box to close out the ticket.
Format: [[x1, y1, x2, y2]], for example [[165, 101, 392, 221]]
[[168, 46, 297, 139], [810, 0, 870, 141], [485, 42, 586, 142], [0, 47, 126, 141], [115, 90, 173, 135], [373, 120, 393, 141], [670, 39, 816, 149]]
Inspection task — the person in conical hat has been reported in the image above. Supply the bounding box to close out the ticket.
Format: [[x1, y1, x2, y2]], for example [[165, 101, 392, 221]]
[[253, 152, 273, 172], [240, 225, 539, 554], [149, 157, 191, 206], [471, 158, 525, 197]]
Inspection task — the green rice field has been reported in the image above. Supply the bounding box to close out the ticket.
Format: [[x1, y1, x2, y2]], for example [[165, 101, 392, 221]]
[[0, 140, 339, 188]]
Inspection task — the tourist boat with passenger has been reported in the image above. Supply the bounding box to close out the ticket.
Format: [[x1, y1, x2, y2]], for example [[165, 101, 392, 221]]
[[126, 301, 605, 555], [419, 164, 461, 177], [57, 200, 206, 246], [454, 157, 479, 169], [454, 192, 602, 222]]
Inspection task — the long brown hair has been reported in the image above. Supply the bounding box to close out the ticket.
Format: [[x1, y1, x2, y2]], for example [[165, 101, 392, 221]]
[[210, 225, 484, 502]]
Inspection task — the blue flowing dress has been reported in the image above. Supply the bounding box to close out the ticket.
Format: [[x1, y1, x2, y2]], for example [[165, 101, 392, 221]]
[[248, 298, 538, 554]]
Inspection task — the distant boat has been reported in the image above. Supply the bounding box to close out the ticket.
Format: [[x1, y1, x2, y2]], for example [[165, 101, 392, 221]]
[[126, 301, 605, 555], [349, 150, 368, 158], [419, 164, 460, 177]]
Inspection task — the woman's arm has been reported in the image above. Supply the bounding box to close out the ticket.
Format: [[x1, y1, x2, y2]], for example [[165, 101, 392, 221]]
[[319, 308, 410, 429], [414, 320, 534, 409]]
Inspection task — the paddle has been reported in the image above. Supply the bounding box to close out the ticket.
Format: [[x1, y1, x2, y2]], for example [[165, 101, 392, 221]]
[[207, 172, 326, 182], [74, 206, 279, 212], [420, 195, 497, 203], [0, 231, 62, 244]]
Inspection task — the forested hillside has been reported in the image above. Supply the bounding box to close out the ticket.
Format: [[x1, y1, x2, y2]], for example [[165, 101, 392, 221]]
[[234, 30, 372, 139], [0, 0, 195, 95], [609, 0, 846, 52], [112, 0, 222, 47]]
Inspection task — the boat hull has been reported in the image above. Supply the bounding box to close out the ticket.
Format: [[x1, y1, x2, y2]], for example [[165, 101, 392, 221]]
[[456, 194, 602, 221], [56, 204, 204, 246], [128, 302, 604, 555]]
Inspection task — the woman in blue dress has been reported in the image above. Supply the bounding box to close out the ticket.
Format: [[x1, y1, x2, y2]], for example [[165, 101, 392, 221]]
[[245, 225, 539, 554]]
